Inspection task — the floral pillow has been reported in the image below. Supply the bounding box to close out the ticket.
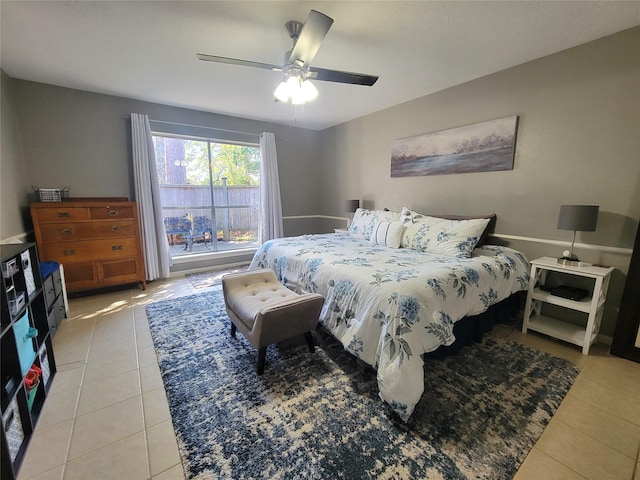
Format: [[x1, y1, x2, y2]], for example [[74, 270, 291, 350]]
[[369, 221, 403, 248], [400, 207, 490, 258], [401, 207, 496, 245], [349, 208, 400, 240]]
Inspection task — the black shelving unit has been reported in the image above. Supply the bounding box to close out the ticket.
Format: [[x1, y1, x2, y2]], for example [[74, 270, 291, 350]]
[[1, 243, 57, 480]]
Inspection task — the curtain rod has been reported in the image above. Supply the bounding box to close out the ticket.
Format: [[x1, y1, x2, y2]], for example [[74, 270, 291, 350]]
[[150, 119, 262, 138], [124, 115, 262, 138]]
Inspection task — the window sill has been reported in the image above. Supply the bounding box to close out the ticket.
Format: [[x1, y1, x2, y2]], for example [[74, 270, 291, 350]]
[[171, 248, 257, 265]]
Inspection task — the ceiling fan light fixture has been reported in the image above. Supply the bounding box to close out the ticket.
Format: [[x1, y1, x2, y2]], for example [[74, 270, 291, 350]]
[[286, 74, 302, 90], [274, 80, 291, 102], [301, 79, 318, 101], [273, 74, 318, 104], [199, 9, 379, 108]]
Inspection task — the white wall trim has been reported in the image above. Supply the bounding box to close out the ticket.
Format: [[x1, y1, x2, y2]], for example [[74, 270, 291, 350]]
[[490, 233, 633, 256], [283, 215, 348, 221], [1, 231, 29, 245], [283, 216, 634, 256]]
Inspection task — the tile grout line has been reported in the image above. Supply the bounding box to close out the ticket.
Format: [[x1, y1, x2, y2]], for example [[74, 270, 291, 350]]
[[566, 381, 640, 428], [60, 303, 97, 479], [547, 416, 639, 473], [133, 287, 154, 479], [61, 292, 146, 475], [562, 391, 640, 456]]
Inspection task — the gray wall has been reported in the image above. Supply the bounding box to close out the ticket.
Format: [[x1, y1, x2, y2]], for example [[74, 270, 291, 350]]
[[317, 27, 640, 337], [2, 78, 323, 240], [1, 70, 30, 240]]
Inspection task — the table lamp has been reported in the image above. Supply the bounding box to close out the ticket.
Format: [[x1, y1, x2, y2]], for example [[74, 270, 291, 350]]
[[557, 205, 599, 266], [345, 199, 360, 227]]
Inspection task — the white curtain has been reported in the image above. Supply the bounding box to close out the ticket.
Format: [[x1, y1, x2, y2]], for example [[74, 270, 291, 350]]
[[131, 113, 172, 280], [259, 132, 284, 243]]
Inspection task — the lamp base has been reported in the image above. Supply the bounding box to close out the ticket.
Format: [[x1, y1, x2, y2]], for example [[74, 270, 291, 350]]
[[557, 256, 580, 267]]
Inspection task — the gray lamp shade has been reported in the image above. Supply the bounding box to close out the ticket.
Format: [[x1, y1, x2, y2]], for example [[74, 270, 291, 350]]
[[346, 199, 360, 213], [557, 205, 599, 232]]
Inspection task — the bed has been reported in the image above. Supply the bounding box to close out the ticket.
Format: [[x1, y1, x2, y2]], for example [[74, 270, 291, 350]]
[[249, 208, 530, 420]]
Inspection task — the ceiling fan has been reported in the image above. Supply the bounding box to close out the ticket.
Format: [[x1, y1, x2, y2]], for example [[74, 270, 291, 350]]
[[197, 10, 379, 104]]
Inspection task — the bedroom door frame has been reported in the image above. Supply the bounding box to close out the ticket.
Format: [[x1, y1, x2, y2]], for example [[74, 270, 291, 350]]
[[610, 222, 640, 363]]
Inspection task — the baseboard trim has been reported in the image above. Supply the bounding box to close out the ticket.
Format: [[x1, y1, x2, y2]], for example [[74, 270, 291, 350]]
[[596, 333, 613, 346]]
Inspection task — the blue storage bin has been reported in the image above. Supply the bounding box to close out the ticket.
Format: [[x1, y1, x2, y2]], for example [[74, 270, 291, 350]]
[[39, 261, 60, 280], [12, 311, 37, 377]]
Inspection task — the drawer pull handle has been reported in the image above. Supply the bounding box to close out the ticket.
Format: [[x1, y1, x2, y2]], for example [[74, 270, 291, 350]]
[[63, 250, 76, 256], [112, 245, 123, 251], [57, 212, 70, 218], [107, 210, 119, 216], [111, 226, 120, 231], [62, 229, 72, 234]]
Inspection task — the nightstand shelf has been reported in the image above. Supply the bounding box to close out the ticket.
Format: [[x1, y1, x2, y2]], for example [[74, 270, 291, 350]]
[[525, 314, 598, 346], [522, 256, 614, 355], [530, 289, 596, 313]]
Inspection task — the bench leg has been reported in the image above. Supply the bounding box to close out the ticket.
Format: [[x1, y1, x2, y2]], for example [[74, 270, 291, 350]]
[[230, 322, 236, 337], [257, 347, 267, 375], [304, 332, 315, 353]]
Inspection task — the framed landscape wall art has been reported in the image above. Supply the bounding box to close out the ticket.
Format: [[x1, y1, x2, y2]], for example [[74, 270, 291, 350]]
[[390, 115, 519, 177]]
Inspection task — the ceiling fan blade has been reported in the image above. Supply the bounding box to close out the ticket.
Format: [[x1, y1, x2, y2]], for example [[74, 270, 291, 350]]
[[288, 10, 333, 67], [309, 67, 379, 86], [197, 53, 282, 72]]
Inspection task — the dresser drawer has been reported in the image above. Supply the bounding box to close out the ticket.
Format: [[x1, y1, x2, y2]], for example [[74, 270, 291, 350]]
[[39, 220, 136, 242], [41, 237, 140, 263], [63, 262, 96, 286], [89, 205, 135, 220], [34, 207, 89, 223], [63, 259, 143, 292], [100, 258, 143, 284]]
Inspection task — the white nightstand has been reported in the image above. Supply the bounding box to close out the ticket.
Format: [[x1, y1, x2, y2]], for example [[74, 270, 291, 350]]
[[522, 256, 614, 354]]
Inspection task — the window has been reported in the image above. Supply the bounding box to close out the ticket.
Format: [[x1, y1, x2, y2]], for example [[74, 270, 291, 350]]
[[152, 134, 260, 257]]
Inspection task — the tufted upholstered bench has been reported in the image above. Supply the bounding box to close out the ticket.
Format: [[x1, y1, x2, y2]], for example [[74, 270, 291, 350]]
[[221, 269, 324, 374]]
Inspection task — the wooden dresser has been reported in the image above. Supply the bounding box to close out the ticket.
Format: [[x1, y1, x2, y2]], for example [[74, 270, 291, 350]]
[[30, 198, 146, 293]]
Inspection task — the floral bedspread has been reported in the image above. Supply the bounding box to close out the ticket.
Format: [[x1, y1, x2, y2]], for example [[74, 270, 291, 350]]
[[249, 232, 530, 421]]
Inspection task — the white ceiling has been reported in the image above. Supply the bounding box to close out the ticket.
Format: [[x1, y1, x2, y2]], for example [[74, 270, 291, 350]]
[[2, 1, 639, 130]]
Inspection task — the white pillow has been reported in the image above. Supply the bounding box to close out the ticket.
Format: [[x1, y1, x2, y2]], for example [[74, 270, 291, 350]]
[[369, 221, 403, 248], [400, 207, 424, 226], [401, 212, 490, 258], [348, 208, 400, 240]]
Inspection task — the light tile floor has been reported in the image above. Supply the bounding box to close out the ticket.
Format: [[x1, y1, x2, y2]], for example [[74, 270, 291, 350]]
[[17, 275, 640, 480]]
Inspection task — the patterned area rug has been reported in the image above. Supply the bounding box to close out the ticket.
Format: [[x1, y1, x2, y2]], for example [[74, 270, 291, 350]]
[[185, 265, 248, 289], [145, 289, 578, 480]]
